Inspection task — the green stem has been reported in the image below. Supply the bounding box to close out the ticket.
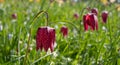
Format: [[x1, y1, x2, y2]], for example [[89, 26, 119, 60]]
[[32, 52, 54, 64], [24, 29, 31, 65], [24, 10, 49, 64], [30, 11, 49, 27]]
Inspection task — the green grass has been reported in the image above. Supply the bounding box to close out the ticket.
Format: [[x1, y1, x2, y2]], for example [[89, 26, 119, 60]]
[[0, 0, 120, 65]]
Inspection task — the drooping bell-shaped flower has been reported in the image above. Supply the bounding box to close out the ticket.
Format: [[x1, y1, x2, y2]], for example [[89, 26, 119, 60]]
[[36, 26, 55, 52], [83, 13, 98, 31], [101, 11, 108, 23], [73, 13, 79, 19], [12, 13, 17, 19], [60, 26, 68, 37], [91, 8, 98, 16]]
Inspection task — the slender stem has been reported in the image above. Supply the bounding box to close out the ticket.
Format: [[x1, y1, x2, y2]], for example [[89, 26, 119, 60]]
[[55, 21, 79, 32], [79, 0, 92, 20], [24, 10, 49, 64], [24, 29, 31, 65], [30, 11, 49, 27]]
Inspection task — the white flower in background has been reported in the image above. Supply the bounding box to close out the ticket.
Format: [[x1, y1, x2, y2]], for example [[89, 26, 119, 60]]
[[24, 21, 27, 25], [109, 12, 112, 17], [26, 16, 30, 21], [29, 47, 33, 51], [72, 0, 78, 2], [54, 25, 58, 29], [102, 26, 107, 31], [73, 29, 77, 37], [53, 51, 58, 57], [11, 19, 17, 23], [24, 43, 27, 48], [67, 57, 72, 62], [50, 61, 55, 65], [8, 33, 13, 39], [56, 0, 64, 6], [88, 44, 92, 47], [110, 0, 115, 3], [27, 9, 32, 14], [81, 21, 83, 25], [27, 33, 30, 37], [19, 40, 22, 44], [0, 24, 3, 31]]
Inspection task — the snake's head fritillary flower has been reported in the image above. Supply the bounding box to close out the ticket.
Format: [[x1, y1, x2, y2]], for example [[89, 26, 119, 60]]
[[60, 26, 68, 37], [83, 13, 98, 31], [91, 8, 98, 16], [36, 26, 55, 52], [12, 13, 17, 19], [74, 13, 79, 19], [102, 11, 108, 23]]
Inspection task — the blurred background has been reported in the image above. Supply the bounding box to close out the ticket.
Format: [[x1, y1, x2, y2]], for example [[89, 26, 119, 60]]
[[0, 0, 120, 65]]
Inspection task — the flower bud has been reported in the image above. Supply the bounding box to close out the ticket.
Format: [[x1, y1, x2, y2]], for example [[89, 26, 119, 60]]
[[101, 11, 108, 23]]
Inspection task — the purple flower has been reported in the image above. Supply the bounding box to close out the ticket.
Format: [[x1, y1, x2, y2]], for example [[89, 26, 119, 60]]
[[36, 26, 55, 52], [74, 13, 79, 19], [60, 26, 68, 37], [83, 13, 98, 31], [101, 11, 108, 23], [12, 13, 17, 19], [91, 8, 98, 16]]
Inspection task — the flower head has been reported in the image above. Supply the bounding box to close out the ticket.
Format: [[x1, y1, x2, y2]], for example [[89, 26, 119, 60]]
[[83, 13, 98, 31], [101, 11, 108, 23], [73, 13, 79, 19], [60, 26, 68, 37], [36, 26, 55, 52], [91, 8, 98, 16], [12, 13, 17, 19]]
